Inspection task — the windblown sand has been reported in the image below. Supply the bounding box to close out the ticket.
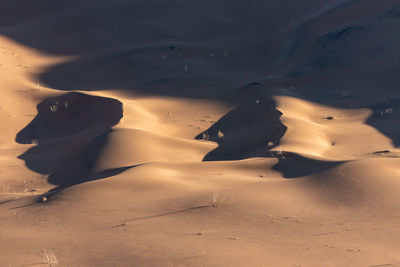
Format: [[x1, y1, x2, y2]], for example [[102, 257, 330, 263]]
[[1, 1, 400, 266]]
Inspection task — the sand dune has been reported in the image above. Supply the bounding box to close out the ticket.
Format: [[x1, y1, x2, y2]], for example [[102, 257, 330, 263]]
[[1, 1, 400, 266]]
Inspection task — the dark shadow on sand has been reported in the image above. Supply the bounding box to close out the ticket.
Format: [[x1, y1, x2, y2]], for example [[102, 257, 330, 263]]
[[15, 92, 136, 201], [270, 152, 342, 179], [195, 98, 343, 178], [195, 98, 286, 161]]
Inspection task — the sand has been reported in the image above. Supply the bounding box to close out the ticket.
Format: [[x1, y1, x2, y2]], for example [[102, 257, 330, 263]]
[[1, 0, 400, 266]]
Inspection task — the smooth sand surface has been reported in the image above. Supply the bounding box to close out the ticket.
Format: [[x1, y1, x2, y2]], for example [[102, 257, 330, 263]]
[[1, 1, 400, 266]]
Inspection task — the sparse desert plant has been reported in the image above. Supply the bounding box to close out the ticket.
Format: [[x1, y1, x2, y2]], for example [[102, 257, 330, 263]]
[[23, 180, 28, 193], [268, 142, 286, 159], [274, 145, 286, 159], [42, 249, 58, 266], [267, 141, 274, 147], [49, 104, 57, 113], [202, 132, 210, 140], [1, 184, 10, 193], [212, 192, 226, 207]]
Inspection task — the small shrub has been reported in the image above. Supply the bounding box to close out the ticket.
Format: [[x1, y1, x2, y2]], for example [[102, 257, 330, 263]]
[[42, 249, 58, 266]]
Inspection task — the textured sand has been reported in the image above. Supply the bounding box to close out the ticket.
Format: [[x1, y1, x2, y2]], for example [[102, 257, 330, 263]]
[[1, 0, 400, 266]]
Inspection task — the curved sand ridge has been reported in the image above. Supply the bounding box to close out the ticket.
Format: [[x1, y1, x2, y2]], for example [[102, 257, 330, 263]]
[[1, 0, 400, 266]]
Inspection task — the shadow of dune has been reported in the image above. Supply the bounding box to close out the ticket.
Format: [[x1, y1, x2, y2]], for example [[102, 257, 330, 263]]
[[16, 92, 128, 195], [195, 98, 343, 178], [195, 98, 286, 160], [16, 92, 123, 144], [366, 98, 400, 147], [38, 45, 250, 98], [0, 0, 328, 55], [0, 0, 344, 99], [271, 152, 343, 179]]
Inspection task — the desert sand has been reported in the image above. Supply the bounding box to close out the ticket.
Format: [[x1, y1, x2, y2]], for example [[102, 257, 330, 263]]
[[1, 0, 400, 266]]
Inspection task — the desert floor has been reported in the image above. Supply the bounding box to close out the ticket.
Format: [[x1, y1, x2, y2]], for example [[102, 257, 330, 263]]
[[1, 1, 400, 266]]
